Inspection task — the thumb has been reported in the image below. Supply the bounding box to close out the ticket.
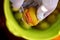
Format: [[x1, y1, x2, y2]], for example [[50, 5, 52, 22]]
[[37, 0, 59, 21], [42, 0, 59, 10]]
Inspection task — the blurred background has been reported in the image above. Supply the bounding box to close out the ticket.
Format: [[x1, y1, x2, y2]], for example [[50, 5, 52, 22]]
[[0, 0, 25, 40], [0, 0, 60, 40]]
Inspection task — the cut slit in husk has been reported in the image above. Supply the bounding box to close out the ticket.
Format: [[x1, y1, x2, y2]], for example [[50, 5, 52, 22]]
[[23, 7, 39, 26]]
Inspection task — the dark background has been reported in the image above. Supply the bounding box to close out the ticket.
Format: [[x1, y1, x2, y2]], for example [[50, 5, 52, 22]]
[[0, 0, 25, 40]]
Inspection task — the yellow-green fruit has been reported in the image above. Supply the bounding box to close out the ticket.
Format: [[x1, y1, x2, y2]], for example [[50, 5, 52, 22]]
[[19, 19, 31, 29], [15, 12, 23, 20], [38, 22, 49, 30], [15, 12, 31, 29], [46, 14, 56, 24], [12, 7, 19, 12]]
